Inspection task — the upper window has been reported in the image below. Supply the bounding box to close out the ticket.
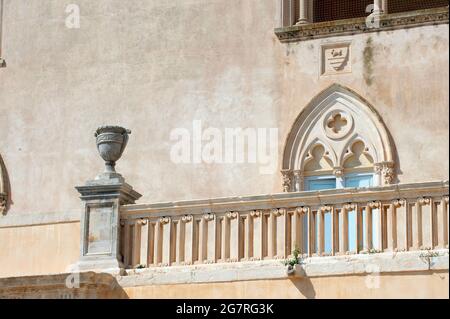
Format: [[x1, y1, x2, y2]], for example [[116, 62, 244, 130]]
[[313, 0, 373, 23], [388, 0, 449, 14], [277, 0, 449, 42]]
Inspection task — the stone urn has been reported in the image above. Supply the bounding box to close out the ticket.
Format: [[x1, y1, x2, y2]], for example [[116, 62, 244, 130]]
[[95, 126, 131, 175]]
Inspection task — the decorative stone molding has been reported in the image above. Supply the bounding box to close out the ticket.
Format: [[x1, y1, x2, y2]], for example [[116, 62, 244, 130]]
[[321, 42, 352, 76], [272, 208, 286, 217], [159, 217, 170, 225], [319, 205, 332, 213], [250, 210, 262, 218], [381, 161, 396, 185], [393, 199, 406, 208], [368, 201, 381, 209], [203, 213, 215, 221], [181, 215, 193, 223], [275, 7, 449, 43], [226, 212, 238, 220], [333, 167, 344, 178], [343, 203, 356, 210], [281, 169, 293, 192], [418, 197, 431, 206], [296, 207, 309, 214]]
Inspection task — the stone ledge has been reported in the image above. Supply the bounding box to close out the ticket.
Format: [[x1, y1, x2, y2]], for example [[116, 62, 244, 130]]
[[275, 7, 449, 43], [117, 250, 449, 287], [0, 272, 127, 299], [0, 210, 80, 228]]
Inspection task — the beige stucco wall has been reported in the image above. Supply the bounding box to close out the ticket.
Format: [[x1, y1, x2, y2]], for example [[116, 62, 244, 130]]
[[0, 222, 80, 278], [123, 271, 449, 299], [0, 1, 448, 215]]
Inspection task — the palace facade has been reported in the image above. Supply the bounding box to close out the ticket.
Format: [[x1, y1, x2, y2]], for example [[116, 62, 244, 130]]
[[0, 0, 448, 298]]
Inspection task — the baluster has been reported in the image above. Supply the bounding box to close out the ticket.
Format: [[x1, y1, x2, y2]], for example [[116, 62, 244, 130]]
[[418, 198, 433, 250], [393, 199, 407, 251], [175, 218, 184, 265], [123, 221, 131, 267], [221, 215, 230, 261], [131, 219, 145, 267], [140, 219, 149, 266], [159, 217, 172, 266], [245, 212, 253, 260], [340, 204, 352, 254], [268, 210, 277, 258], [182, 215, 194, 265], [274, 208, 288, 259], [251, 211, 263, 260], [331, 206, 337, 256], [294, 208, 306, 255], [317, 206, 329, 255], [356, 204, 363, 253], [308, 208, 314, 256], [368, 202, 382, 251], [227, 212, 240, 262], [146, 221, 156, 266], [203, 214, 216, 263], [410, 200, 421, 250], [436, 197, 449, 249]]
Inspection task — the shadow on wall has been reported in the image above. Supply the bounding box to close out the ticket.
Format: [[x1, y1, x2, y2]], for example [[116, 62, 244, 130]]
[[0, 272, 129, 299], [289, 278, 317, 299]]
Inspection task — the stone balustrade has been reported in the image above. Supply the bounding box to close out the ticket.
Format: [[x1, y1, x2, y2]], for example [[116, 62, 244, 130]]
[[120, 182, 448, 269]]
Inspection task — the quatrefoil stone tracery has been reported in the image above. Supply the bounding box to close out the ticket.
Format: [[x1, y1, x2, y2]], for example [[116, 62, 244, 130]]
[[323, 110, 353, 140]]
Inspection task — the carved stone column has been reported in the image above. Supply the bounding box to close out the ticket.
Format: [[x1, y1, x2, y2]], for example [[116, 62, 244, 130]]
[[296, 0, 312, 25], [373, 0, 384, 14], [374, 163, 383, 187], [333, 167, 344, 189], [293, 170, 304, 192], [71, 126, 142, 274]]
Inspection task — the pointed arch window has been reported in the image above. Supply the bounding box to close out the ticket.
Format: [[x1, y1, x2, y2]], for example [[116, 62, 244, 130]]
[[282, 84, 396, 193]]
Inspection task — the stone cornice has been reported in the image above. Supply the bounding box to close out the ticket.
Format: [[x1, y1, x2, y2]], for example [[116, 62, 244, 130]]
[[275, 7, 449, 43]]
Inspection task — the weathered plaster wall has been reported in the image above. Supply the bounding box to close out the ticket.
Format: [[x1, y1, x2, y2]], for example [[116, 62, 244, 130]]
[[0, 222, 80, 278], [0, 1, 448, 217], [123, 271, 449, 299]]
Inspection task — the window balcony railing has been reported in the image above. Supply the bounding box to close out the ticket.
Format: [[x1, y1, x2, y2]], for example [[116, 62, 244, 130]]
[[119, 181, 448, 269]]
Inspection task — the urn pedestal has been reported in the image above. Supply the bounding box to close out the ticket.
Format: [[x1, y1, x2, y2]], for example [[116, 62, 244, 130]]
[[71, 126, 141, 274]]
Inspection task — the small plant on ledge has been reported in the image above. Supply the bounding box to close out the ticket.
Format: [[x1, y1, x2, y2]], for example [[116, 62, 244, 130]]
[[284, 247, 303, 276]]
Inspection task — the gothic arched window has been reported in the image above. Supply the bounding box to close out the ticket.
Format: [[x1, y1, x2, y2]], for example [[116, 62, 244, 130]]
[[282, 84, 396, 193]]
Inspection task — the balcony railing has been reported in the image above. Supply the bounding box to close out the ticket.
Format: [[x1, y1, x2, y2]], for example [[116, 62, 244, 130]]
[[119, 181, 448, 269]]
